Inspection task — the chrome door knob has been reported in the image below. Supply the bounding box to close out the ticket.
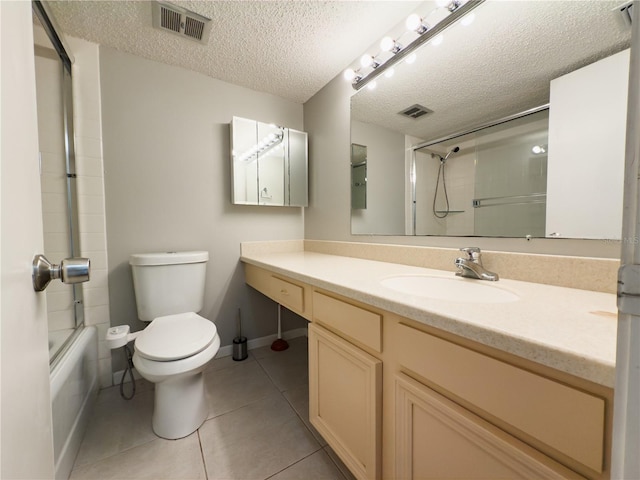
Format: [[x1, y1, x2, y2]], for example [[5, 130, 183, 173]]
[[32, 254, 90, 292]]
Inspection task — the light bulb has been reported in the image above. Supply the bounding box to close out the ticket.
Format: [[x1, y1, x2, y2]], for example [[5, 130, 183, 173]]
[[406, 13, 421, 31], [343, 68, 356, 81], [360, 54, 374, 68], [384, 68, 395, 78], [367, 81, 377, 90], [380, 36, 395, 52], [405, 52, 417, 65], [461, 12, 475, 26], [437, 0, 459, 10], [431, 34, 444, 47], [531, 145, 547, 155]]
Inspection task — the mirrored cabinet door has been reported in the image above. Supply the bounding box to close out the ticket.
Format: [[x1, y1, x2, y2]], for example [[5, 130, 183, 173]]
[[230, 116, 308, 207]]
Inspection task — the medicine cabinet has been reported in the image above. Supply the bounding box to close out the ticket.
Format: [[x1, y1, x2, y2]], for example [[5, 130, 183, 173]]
[[230, 116, 308, 207]]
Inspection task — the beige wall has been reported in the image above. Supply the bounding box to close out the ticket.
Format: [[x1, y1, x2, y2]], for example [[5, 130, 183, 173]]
[[303, 75, 621, 259], [99, 47, 307, 372]]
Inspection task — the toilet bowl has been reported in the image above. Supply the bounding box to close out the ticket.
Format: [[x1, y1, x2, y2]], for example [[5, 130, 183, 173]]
[[133, 312, 220, 439], [126, 250, 217, 439]]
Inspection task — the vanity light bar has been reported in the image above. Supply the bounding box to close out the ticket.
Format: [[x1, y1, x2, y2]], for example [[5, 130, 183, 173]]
[[350, 0, 485, 91], [236, 131, 284, 163]]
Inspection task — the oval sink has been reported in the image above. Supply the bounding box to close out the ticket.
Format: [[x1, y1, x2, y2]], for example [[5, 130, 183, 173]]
[[380, 274, 519, 303]]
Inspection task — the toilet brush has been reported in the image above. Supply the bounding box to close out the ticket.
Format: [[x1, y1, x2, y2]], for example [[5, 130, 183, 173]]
[[271, 304, 289, 351], [232, 308, 248, 361]]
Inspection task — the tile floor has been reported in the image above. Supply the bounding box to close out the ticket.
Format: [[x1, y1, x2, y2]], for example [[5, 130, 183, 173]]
[[70, 336, 355, 480]]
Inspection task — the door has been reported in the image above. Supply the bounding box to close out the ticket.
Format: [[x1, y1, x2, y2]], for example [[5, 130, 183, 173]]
[[1, 2, 55, 478], [613, 1, 640, 478]]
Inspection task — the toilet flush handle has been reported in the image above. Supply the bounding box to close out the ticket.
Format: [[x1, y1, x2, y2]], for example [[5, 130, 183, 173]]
[[32, 254, 90, 292]]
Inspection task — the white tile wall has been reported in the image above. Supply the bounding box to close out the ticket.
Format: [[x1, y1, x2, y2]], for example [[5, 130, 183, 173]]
[[35, 43, 76, 337], [68, 36, 112, 388]]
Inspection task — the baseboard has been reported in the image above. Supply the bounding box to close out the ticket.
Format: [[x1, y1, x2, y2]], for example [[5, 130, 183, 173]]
[[111, 327, 308, 385], [216, 327, 308, 358]]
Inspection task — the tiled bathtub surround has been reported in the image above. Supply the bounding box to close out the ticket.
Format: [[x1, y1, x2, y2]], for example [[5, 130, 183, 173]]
[[300, 240, 619, 294], [69, 36, 112, 388]]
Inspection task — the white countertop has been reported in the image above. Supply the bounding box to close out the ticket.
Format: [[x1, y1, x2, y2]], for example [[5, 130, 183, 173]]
[[241, 251, 618, 388]]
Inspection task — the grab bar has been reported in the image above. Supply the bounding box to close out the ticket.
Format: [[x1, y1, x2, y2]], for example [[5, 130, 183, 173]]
[[472, 193, 546, 209]]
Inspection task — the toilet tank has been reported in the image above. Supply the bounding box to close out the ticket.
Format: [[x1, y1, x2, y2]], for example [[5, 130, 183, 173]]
[[129, 251, 208, 321]]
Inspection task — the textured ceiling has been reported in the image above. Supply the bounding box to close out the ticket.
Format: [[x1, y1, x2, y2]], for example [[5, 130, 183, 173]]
[[351, 1, 632, 143], [47, 0, 422, 103]]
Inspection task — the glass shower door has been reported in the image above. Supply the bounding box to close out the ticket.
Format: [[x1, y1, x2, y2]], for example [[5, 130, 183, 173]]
[[33, 5, 84, 364]]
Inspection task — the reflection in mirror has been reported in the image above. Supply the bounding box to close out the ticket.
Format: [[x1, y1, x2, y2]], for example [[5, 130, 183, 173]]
[[351, 122, 406, 235], [351, 144, 367, 210], [230, 117, 308, 207], [350, 1, 631, 239], [414, 108, 548, 237]]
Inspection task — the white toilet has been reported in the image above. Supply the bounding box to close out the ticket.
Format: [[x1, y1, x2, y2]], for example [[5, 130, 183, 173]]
[[129, 251, 220, 440]]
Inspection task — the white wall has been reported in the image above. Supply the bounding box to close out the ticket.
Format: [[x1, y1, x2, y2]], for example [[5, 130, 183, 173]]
[[351, 120, 405, 235], [547, 49, 629, 240], [304, 74, 621, 258], [1, 2, 56, 477], [99, 47, 307, 372]]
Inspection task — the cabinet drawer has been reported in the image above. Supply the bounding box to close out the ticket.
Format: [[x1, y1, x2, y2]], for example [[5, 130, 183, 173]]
[[313, 291, 382, 353], [271, 276, 304, 313], [396, 323, 605, 473], [244, 264, 310, 319]]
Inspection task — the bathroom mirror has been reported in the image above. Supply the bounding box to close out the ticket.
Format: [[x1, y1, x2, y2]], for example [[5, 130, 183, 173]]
[[350, 0, 631, 238], [230, 116, 308, 207]]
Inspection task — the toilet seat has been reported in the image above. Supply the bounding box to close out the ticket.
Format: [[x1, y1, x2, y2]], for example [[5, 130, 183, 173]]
[[135, 312, 217, 361]]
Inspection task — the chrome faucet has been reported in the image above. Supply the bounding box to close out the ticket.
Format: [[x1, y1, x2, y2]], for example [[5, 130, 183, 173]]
[[454, 247, 499, 281]]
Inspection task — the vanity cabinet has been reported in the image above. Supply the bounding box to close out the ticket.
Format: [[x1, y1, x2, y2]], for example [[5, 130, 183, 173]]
[[242, 264, 613, 480], [309, 291, 383, 480], [309, 323, 382, 480], [390, 321, 607, 479], [394, 373, 575, 479]]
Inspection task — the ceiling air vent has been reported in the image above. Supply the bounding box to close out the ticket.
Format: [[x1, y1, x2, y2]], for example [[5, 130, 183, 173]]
[[152, 1, 212, 44], [398, 104, 433, 120]]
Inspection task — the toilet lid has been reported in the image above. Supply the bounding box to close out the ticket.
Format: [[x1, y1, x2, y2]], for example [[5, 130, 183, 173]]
[[135, 312, 217, 361]]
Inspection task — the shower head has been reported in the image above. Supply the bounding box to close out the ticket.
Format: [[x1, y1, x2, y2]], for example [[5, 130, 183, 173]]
[[442, 146, 460, 162]]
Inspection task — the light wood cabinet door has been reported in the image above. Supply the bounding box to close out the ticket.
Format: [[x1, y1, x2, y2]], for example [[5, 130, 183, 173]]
[[309, 323, 382, 480], [395, 373, 580, 480]]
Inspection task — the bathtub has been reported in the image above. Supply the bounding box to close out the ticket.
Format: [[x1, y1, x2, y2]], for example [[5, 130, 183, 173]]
[[50, 325, 99, 480]]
